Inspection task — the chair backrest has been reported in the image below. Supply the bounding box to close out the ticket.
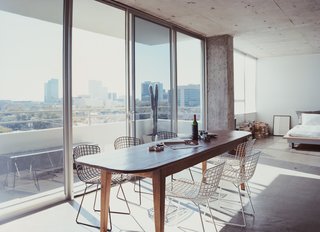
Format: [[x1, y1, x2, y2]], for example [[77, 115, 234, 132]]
[[198, 161, 225, 200], [234, 138, 256, 159], [239, 150, 261, 182], [73, 144, 101, 160], [114, 136, 142, 150], [156, 131, 177, 140], [73, 144, 101, 183]]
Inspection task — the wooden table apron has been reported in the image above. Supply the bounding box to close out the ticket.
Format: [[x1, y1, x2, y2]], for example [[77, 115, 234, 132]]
[[76, 130, 250, 232]]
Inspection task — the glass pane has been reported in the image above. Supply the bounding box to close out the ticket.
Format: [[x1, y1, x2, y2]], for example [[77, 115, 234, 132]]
[[0, 2, 63, 206], [72, 0, 126, 189], [134, 17, 171, 141], [234, 51, 245, 101], [245, 56, 256, 113], [235, 101, 245, 115], [177, 32, 203, 134]]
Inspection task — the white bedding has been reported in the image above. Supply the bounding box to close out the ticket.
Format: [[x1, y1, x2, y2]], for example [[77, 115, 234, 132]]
[[287, 125, 320, 138]]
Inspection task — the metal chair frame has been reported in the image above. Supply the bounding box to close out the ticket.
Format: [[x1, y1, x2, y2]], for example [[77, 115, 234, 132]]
[[114, 136, 143, 205], [166, 161, 225, 232], [73, 144, 130, 230], [208, 138, 256, 166], [157, 131, 195, 183], [217, 150, 261, 227]]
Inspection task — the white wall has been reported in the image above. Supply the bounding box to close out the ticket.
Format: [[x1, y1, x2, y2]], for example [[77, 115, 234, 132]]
[[256, 53, 320, 132]]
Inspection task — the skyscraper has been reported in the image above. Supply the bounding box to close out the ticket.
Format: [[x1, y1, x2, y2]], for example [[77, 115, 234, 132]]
[[44, 79, 59, 103], [178, 84, 200, 107], [88, 80, 108, 100]]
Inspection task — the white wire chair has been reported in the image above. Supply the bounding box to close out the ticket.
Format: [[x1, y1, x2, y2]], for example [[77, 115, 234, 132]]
[[166, 161, 225, 232], [208, 138, 256, 166], [73, 144, 130, 230], [114, 136, 143, 205], [157, 131, 195, 182], [218, 150, 261, 227]]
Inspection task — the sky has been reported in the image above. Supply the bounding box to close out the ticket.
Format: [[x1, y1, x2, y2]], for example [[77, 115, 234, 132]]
[[0, 9, 202, 102]]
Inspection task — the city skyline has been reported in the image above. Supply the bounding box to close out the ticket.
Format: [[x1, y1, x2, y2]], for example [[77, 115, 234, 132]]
[[0, 9, 202, 102]]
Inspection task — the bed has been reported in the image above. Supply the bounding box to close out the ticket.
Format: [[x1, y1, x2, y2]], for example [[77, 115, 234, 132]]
[[284, 111, 320, 148]]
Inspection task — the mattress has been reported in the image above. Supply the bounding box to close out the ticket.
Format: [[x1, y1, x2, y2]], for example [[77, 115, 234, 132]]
[[287, 125, 320, 138]]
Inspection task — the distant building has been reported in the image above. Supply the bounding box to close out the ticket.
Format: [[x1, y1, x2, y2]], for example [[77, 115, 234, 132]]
[[141, 81, 164, 102], [178, 84, 200, 107], [44, 79, 59, 103], [88, 80, 108, 100]]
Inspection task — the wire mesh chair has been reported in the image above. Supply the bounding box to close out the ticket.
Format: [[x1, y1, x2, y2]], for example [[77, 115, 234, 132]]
[[114, 136, 143, 205], [156, 131, 195, 182], [166, 161, 225, 232], [208, 138, 256, 166], [114, 136, 142, 150], [218, 150, 261, 227], [156, 131, 178, 140], [73, 144, 130, 230]]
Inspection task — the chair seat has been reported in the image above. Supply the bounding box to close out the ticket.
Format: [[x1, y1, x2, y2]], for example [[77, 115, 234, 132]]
[[165, 162, 225, 232], [209, 155, 241, 166], [166, 178, 199, 198], [166, 178, 210, 205], [220, 163, 244, 184], [81, 175, 101, 185], [111, 173, 127, 186]]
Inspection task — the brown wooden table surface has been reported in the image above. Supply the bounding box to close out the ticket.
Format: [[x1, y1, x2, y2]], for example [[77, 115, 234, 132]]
[[77, 130, 251, 232]]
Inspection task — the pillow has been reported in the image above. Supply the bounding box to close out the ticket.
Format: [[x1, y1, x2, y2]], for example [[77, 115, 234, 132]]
[[296, 110, 320, 124], [301, 113, 320, 125]]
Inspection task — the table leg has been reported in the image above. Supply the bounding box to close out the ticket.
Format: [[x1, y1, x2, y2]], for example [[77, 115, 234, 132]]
[[152, 171, 166, 232], [101, 170, 112, 232], [202, 161, 207, 176]]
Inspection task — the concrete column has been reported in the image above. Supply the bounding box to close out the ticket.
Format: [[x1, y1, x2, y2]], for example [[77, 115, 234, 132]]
[[206, 35, 234, 130]]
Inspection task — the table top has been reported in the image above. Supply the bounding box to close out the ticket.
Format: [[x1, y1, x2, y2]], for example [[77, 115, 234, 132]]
[[76, 130, 250, 174]]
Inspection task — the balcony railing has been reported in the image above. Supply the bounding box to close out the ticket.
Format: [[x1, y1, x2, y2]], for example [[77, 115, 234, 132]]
[[0, 106, 200, 133], [0, 107, 202, 208]]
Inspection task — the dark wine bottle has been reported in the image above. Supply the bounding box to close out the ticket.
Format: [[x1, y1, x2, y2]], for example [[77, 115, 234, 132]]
[[192, 114, 198, 141]]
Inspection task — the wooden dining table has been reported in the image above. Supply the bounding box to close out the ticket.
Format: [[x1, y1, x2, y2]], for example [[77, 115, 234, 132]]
[[76, 130, 251, 232]]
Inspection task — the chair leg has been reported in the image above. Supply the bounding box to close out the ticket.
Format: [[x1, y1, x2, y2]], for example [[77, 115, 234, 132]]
[[188, 168, 195, 183], [123, 176, 143, 205], [196, 204, 206, 232], [215, 183, 247, 228], [132, 178, 142, 205], [93, 184, 99, 212], [75, 184, 112, 231], [112, 184, 131, 215], [165, 197, 172, 223], [237, 184, 247, 227], [108, 208, 112, 231], [76, 185, 100, 229], [206, 200, 218, 232], [171, 169, 194, 183], [245, 181, 255, 215], [32, 170, 40, 191]]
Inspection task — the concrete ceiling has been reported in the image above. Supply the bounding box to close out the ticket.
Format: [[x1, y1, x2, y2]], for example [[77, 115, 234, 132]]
[[1, 0, 319, 58], [114, 0, 320, 58]]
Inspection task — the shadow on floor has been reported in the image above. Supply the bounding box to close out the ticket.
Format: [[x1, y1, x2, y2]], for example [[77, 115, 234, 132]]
[[219, 174, 320, 232]]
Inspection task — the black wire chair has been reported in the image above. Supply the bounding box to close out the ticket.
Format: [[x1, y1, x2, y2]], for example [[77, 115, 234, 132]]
[[157, 131, 195, 182], [156, 131, 178, 140], [73, 144, 130, 230], [114, 136, 143, 205], [114, 136, 142, 150]]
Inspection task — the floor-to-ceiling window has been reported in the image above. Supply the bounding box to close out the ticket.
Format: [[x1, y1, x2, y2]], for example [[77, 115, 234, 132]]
[[234, 50, 257, 115], [176, 32, 204, 134], [134, 17, 171, 140], [0, 0, 64, 210], [0, 0, 205, 221], [72, 0, 126, 189]]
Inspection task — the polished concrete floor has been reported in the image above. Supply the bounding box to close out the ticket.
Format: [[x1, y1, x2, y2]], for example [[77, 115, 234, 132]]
[[1, 136, 319, 232]]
